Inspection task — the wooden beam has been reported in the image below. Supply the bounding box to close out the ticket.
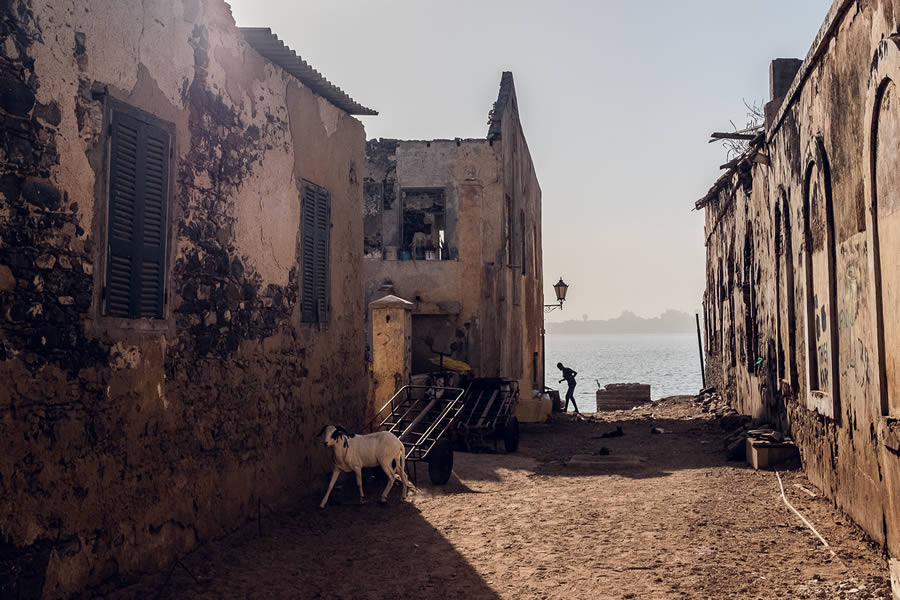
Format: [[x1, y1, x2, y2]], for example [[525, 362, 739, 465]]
[[708, 132, 758, 142]]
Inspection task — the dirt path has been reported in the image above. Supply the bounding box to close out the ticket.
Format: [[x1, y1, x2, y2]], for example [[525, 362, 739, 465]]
[[109, 397, 892, 600]]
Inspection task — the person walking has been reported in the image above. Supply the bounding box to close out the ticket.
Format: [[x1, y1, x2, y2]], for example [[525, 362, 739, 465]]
[[557, 362, 580, 415]]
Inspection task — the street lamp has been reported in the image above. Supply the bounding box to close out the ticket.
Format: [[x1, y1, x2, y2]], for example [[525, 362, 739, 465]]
[[544, 277, 568, 312]]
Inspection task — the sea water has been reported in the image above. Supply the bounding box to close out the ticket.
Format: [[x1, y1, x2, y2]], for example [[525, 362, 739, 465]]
[[544, 333, 703, 405]]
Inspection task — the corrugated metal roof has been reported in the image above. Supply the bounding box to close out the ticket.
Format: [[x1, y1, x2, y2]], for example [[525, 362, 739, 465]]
[[239, 27, 377, 116]]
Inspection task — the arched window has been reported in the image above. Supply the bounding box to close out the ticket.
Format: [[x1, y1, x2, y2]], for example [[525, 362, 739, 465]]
[[872, 77, 900, 416], [743, 222, 758, 371], [775, 190, 798, 392], [801, 140, 840, 417]]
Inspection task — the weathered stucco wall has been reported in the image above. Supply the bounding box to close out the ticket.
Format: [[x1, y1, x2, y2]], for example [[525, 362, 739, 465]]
[[363, 73, 544, 399], [700, 0, 900, 562], [364, 139, 497, 384], [369, 296, 412, 420], [0, 0, 367, 597]]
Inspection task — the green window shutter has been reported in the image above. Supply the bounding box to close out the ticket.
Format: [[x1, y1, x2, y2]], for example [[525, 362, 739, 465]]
[[315, 186, 330, 323], [106, 109, 170, 319], [301, 185, 317, 322], [300, 182, 330, 323]]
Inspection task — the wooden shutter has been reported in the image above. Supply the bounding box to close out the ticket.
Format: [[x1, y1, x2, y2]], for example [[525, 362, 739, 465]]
[[106, 109, 170, 319], [300, 186, 317, 322], [314, 185, 330, 322], [300, 182, 330, 323]]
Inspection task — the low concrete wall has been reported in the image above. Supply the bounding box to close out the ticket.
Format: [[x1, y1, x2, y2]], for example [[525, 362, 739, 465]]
[[595, 384, 651, 411]]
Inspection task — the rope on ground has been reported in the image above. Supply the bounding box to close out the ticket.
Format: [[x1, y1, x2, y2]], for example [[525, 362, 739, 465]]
[[775, 470, 835, 557], [775, 471, 860, 585]]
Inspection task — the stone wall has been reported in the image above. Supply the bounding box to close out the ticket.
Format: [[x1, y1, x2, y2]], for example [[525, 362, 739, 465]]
[[0, 0, 367, 597], [699, 0, 900, 562], [595, 384, 651, 412]]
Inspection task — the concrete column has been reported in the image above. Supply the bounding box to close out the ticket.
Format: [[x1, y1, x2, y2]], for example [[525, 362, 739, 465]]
[[369, 294, 414, 425]]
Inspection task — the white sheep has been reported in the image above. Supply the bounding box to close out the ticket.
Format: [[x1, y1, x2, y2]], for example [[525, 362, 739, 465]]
[[318, 425, 414, 508]]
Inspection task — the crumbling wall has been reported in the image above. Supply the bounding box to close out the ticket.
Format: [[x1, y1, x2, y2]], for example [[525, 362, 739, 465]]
[[363, 138, 398, 258], [364, 139, 498, 377], [0, 1, 367, 597], [495, 71, 544, 392], [363, 74, 543, 398], [700, 0, 900, 560]]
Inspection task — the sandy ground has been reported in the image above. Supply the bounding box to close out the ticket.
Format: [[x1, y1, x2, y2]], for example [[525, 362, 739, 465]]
[[108, 396, 892, 600]]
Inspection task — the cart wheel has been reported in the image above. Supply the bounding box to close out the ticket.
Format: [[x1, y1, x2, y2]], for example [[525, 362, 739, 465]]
[[504, 417, 520, 453], [428, 439, 454, 485]]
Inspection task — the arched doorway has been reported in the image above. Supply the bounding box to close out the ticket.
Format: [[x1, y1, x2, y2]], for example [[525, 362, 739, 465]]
[[775, 190, 798, 392], [872, 77, 900, 416], [801, 139, 840, 418]]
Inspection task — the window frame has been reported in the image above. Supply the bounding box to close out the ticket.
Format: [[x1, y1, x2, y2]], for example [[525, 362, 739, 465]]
[[87, 98, 176, 335], [399, 187, 448, 261], [300, 179, 332, 324], [801, 138, 840, 419]]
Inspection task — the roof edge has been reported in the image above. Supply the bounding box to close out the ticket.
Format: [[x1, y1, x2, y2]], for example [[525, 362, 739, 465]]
[[765, 0, 854, 142], [239, 27, 377, 116]]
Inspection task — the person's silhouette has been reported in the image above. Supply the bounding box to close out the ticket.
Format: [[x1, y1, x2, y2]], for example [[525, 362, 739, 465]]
[[557, 362, 580, 414]]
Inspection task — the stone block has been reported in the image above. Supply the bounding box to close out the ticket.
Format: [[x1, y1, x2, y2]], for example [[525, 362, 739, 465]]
[[746, 438, 799, 470], [0, 264, 15, 291], [889, 558, 899, 600], [516, 395, 551, 423], [595, 383, 651, 412]]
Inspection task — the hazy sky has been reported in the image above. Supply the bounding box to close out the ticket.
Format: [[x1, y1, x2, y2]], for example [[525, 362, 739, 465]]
[[227, 0, 830, 322]]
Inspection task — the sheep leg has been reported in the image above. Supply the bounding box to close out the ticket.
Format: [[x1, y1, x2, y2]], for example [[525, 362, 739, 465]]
[[319, 468, 341, 509], [398, 452, 413, 499], [378, 460, 397, 503], [354, 468, 365, 504]]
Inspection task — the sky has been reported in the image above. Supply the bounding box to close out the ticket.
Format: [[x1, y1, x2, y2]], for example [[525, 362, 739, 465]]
[[227, 0, 831, 322]]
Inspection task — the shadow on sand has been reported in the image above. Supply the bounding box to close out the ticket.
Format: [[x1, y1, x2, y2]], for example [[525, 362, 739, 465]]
[[449, 410, 748, 483], [108, 485, 501, 600]]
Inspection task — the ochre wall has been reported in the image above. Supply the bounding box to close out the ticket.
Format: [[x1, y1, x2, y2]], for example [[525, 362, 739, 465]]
[[0, 0, 367, 596]]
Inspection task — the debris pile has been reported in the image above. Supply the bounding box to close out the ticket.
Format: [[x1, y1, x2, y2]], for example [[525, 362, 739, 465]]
[[695, 387, 740, 419]]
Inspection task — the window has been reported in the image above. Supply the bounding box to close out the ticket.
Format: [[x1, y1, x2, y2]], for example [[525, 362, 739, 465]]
[[506, 194, 513, 265], [301, 181, 331, 323], [872, 78, 900, 416], [104, 106, 171, 319], [775, 193, 798, 390], [520, 210, 526, 275], [401, 188, 446, 260], [743, 223, 758, 371], [802, 141, 839, 416]]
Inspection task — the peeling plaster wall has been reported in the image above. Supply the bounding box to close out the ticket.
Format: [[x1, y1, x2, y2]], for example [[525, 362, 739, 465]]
[[364, 139, 497, 382], [701, 0, 900, 561], [0, 0, 367, 597], [364, 78, 544, 397]]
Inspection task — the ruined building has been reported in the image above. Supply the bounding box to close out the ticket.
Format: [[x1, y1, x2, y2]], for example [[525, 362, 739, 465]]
[[363, 73, 544, 413], [698, 0, 900, 566], [0, 0, 374, 596]]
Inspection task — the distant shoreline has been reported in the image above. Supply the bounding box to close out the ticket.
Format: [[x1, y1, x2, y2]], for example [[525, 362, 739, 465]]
[[545, 309, 697, 335], [545, 330, 695, 335]]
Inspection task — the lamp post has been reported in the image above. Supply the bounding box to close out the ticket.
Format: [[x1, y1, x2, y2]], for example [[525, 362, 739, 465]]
[[544, 277, 568, 312], [541, 277, 569, 392]]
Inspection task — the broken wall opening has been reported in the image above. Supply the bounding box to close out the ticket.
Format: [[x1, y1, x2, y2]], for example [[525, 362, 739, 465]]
[[402, 188, 448, 260], [411, 314, 463, 374]]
